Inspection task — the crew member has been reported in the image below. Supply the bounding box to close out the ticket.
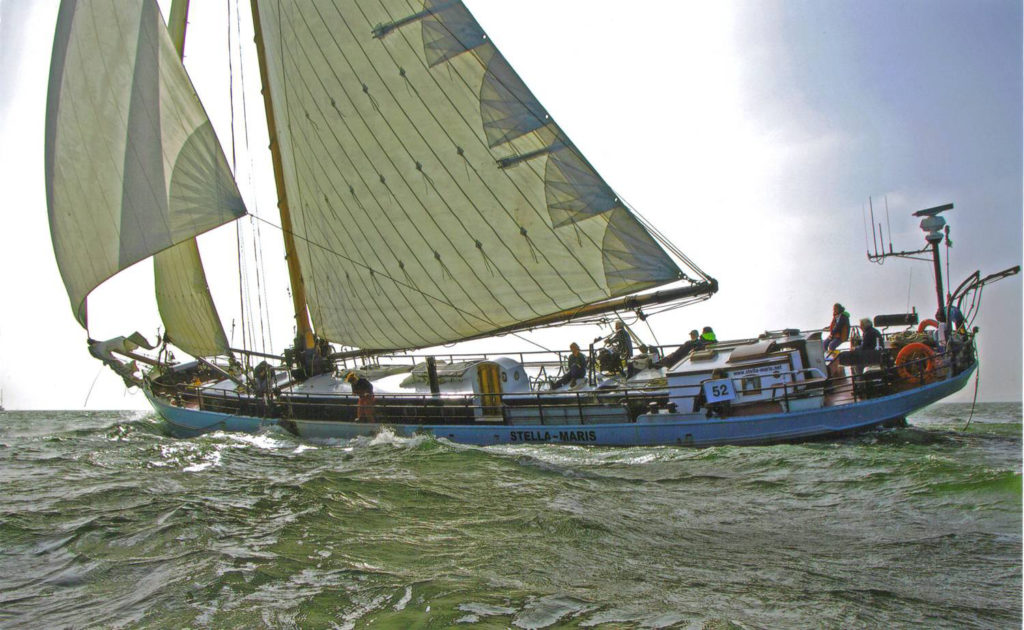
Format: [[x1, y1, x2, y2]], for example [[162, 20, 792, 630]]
[[824, 303, 850, 355], [611, 321, 633, 360], [253, 361, 273, 396], [937, 294, 966, 344], [700, 326, 717, 344], [842, 318, 883, 375], [346, 371, 375, 421], [655, 329, 703, 369], [552, 342, 587, 389]]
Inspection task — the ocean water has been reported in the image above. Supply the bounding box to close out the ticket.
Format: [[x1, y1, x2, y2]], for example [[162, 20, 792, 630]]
[[0, 403, 1019, 629]]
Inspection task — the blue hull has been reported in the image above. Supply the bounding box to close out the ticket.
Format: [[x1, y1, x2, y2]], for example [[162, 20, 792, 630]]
[[148, 365, 975, 447]]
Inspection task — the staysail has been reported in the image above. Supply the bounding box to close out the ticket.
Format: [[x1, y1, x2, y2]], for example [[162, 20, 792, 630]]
[[46, 0, 246, 328], [254, 0, 713, 351], [152, 0, 233, 358]]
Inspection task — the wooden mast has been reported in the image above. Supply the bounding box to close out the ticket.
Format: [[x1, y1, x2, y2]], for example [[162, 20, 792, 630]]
[[248, 0, 315, 348], [167, 0, 189, 52]]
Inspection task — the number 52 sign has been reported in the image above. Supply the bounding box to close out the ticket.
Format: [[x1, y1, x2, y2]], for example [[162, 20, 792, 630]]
[[703, 378, 736, 403]]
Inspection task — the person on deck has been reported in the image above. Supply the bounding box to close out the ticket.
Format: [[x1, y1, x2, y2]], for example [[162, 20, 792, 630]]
[[655, 329, 703, 369], [700, 326, 717, 345], [346, 371, 375, 421], [843, 318, 883, 375], [824, 303, 851, 355], [937, 294, 966, 344], [253, 361, 273, 396], [552, 342, 588, 389], [611, 321, 633, 360]]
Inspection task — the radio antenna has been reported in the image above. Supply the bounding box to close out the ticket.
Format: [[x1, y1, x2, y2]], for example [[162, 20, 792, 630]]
[[884, 196, 894, 254], [868, 197, 879, 257]]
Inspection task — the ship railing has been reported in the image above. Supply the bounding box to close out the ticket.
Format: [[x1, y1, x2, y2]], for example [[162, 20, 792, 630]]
[[764, 368, 829, 408], [333, 346, 667, 379], [336, 348, 570, 371], [821, 340, 972, 403], [166, 339, 973, 423], [169, 380, 669, 425], [279, 386, 651, 422]]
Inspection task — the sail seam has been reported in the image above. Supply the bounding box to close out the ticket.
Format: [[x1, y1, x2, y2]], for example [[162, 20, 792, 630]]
[[253, 215, 544, 337], [274, 13, 482, 344], [276, 0, 392, 347], [299, 2, 526, 325], [286, 115, 427, 347], [378, 2, 612, 298], [278, 5, 487, 341], [405, 3, 697, 294], [362, 1, 603, 304]]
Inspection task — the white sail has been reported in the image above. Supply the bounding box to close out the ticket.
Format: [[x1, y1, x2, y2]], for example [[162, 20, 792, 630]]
[[154, 240, 231, 357], [255, 0, 705, 350], [153, 0, 233, 359], [46, 0, 246, 327]]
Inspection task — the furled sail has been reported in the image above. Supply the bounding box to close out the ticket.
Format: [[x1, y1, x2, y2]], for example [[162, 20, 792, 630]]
[[255, 0, 710, 350], [46, 0, 246, 327]]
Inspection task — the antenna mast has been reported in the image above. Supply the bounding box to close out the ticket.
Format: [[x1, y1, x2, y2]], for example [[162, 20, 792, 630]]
[[867, 201, 953, 316]]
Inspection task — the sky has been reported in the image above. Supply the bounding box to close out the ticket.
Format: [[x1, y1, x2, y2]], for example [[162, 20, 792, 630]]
[[0, 0, 1020, 409]]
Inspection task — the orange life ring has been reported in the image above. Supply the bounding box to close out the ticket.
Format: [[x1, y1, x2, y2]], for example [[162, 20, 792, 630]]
[[917, 319, 939, 333], [895, 342, 935, 380]]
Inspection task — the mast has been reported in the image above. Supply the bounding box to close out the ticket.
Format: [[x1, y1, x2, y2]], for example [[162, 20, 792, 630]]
[[915, 204, 952, 316], [248, 0, 315, 348], [167, 0, 189, 51]]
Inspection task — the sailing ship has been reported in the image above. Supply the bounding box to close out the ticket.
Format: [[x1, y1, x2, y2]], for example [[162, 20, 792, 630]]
[[47, 0, 1018, 446]]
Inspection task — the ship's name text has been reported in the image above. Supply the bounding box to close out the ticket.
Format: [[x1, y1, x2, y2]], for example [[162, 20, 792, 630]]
[[509, 430, 597, 442]]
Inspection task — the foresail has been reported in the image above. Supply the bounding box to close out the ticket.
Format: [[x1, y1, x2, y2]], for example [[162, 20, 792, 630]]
[[256, 0, 705, 350], [154, 241, 231, 358], [46, 0, 246, 327], [153, 0, 233, 360]]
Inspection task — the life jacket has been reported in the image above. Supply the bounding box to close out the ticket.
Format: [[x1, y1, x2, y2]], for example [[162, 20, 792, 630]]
[[830, 311, 850, 340]]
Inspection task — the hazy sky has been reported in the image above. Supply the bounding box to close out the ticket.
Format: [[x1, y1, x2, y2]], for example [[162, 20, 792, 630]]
[[0, 0, 1020, 409]]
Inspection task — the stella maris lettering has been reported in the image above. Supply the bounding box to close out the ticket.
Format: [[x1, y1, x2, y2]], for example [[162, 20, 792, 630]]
[[509, 430, 597, 442]]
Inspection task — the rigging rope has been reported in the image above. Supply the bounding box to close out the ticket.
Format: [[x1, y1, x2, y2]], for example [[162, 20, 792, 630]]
[[227, 0, 250, 370], [235, 0, 271, 357], [83, 365, 104, 408], [963, 351, 981, 432]]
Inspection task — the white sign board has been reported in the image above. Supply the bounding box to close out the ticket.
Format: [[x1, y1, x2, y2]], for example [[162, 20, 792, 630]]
[[703, 378, 736, 403]]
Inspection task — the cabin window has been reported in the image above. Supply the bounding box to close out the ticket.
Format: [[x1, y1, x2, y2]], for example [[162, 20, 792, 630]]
[[742, 376, 762, 394]]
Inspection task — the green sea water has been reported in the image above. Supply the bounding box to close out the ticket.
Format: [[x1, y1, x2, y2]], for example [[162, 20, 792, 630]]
[[0, 403, 1020, 629]]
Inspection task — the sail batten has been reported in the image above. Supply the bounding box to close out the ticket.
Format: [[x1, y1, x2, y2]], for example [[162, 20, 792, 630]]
[[255, 0, 707, 350], [46, 0, 246, 328]]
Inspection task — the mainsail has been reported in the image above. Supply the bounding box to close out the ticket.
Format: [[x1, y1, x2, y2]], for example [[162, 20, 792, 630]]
[[255, 0, 713, 351], [46, 0, 246, 329]]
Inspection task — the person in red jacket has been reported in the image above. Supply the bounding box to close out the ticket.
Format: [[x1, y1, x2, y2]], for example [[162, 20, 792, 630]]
[[824, 303, 851, 355], [346, 372, 375, 421]]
